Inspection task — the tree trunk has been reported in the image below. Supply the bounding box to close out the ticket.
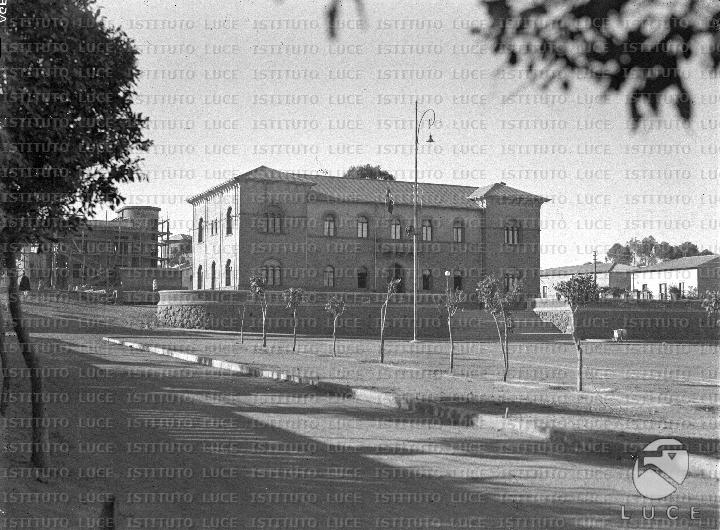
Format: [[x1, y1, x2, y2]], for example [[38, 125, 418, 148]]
[[448, 317, 454, 373], [261, 306, 267, 348], [491, 315, 506, 382], [292, 310, 297, 352], [379, 304, 386, 364], [502, 318, 509, 383], [570, 311, 583, 391], [240, 305, 245, 344], [5, 251, 48, 469], [332, 318, 337, 357], [0, 305, 9, 415]]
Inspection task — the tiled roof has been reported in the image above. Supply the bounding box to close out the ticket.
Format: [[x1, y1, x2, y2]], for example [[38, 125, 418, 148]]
[[633, 255, 719, 273], [188, 166, 550, 209], [541, 263, 618, 276]]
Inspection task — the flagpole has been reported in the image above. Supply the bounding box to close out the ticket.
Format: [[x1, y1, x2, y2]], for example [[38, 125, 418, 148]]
[[413, 100, 418, 342]]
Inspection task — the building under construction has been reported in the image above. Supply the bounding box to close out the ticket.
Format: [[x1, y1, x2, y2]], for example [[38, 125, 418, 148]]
[[20, 206, 180, 292]]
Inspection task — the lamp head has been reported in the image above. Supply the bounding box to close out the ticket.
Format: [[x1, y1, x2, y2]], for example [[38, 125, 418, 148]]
[[444, 270, 451, 277]]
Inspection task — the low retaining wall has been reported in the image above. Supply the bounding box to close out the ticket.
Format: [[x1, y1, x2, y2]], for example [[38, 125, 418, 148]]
[[157, 290, 461, 339], [531, 299, 719, 342]]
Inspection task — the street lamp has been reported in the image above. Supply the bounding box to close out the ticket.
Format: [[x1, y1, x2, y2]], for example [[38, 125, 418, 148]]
[[413, 100, 436, 342], [444, 270, 451, 298]]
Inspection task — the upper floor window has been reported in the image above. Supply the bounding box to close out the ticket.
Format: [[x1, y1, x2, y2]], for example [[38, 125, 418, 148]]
[[324, 214, 336, 237], [357, 216, 368, 239], [262, 259, 281, 286], [390, 219, 402, 240], [197, 218, 204, 243], [504, 222, 520, 245], [264, 209, 282, 234], [226, 207, 233, 235], [504, 273, 519, 292], [452, 220, 464, 243], [421, 219, 433, 242], [324, 265, 335, 288]]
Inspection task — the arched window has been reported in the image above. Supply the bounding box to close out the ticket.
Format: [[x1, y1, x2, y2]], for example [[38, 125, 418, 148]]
[[197, 218, 204, 243], [210, 261, 216, 290], [324, 266, 335, 288], [504, 220, 520, 245], [197, 265, 203, 289], [357, 216, 368, 238], [226, 207, 233, 235], [390, 219, 402, 240], [421, 219, 433, 241], [263, 207, 282, 233], [324, 214, 336, 237], [452, 219, 465, 243], [357, 266, 368, 289], [262, 259, 281, 286], [503, 273, 518, 292], [225, 259, 232, 286]]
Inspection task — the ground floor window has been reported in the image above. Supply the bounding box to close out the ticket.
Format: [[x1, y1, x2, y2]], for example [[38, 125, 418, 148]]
[[422, 269, 432, 291]]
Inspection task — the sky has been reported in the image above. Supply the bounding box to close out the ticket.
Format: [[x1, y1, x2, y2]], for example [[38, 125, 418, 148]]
[[98, 0, 720, 268]]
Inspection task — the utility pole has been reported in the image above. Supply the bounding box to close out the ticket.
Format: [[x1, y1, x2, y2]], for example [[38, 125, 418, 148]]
[[593, 250, 598, 284]]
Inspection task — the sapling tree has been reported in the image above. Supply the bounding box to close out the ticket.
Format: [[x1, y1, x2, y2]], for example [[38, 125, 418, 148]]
[[324, 296, 346, 357], [379, 278, 401, 363], [0, 0, 150, 470], [237, 301, 246, 344], [441, 288, 466, 373], [249, 275, 268, 347], [476, 275, 521, 382], [554, 274, 599, 392], [283, 287, 304, 352]]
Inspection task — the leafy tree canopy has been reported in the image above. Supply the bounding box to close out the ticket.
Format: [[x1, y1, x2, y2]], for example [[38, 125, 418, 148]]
[[326, 0, 720, 127], [342, 164, 395, 181], [607, 236, 713, 265], [1, 0, 151, 247]]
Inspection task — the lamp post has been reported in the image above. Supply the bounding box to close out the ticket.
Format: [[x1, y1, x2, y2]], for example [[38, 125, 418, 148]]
[[413, 100, 436, 342], [444, 270, 451, 298]]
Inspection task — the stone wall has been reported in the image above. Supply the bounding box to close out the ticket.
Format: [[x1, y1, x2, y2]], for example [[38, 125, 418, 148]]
[[531, 298, 719, 342], [157, 289, 470, 339]]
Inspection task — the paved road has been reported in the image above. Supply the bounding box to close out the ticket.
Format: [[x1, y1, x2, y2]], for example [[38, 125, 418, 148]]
[[2, 331, 718, 529]]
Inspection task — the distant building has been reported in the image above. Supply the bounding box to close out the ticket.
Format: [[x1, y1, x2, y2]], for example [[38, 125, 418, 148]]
[[540, 262, 634, 299], [630, 255, 720, 299], [188, 166, 550, 297], [20, 206, 161, 290], [167, 234, 192, 267]]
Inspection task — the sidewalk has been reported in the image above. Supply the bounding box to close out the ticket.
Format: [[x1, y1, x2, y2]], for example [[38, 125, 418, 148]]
[[102, 332, 719, 479]]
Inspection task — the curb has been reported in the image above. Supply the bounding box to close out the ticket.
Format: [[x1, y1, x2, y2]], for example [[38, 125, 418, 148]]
[[102, 336, 719, 479]]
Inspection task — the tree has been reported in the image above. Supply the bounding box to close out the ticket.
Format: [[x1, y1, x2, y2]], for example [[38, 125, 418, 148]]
[[379, 278, 401, 363], [342, 164, 395, 181], [654, 241, 679, 262], [249, 275, 268, 347], [0, 0, 150, 471], [605, 243, 633, 265], [677, 241, 700, 258], [554, 274, 599, 392], [324, 296, 346, 357], [476, 275, 521, 382], [701, 290, 720, 327], [325, 1, 720, 127], [473, 0, 720, 128], [441, 287, 465, 373], [283, 287, 304, 352]]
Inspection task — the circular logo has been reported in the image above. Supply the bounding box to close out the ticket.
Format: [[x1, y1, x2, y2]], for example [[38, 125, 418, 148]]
[[632, 438, 688, 499]]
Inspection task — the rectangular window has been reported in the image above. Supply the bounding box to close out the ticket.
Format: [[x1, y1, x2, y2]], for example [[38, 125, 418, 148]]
[[542, 285, 547, 298], [659, 283, 667, 300], [453, 274, 463, 291], [324, 269, 335, 288], [357, 270, 367, 289], [504, 226, 520, 244], [324, 217, 336, 237], [391, 222, 401, 240], [422, 269, 432, 291], [422, 221, 432, 242], [678, 282, 685, 296]]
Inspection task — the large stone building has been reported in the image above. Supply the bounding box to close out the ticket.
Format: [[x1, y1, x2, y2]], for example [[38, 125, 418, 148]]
[[188, 166, 550, 297]]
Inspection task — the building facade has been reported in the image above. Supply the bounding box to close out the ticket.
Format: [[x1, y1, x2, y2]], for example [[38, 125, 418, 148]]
[[630, 255, 720, 299], [20, 205, 161, 290], [188, 166, 549, 298], [540, 263, 633, 299]]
